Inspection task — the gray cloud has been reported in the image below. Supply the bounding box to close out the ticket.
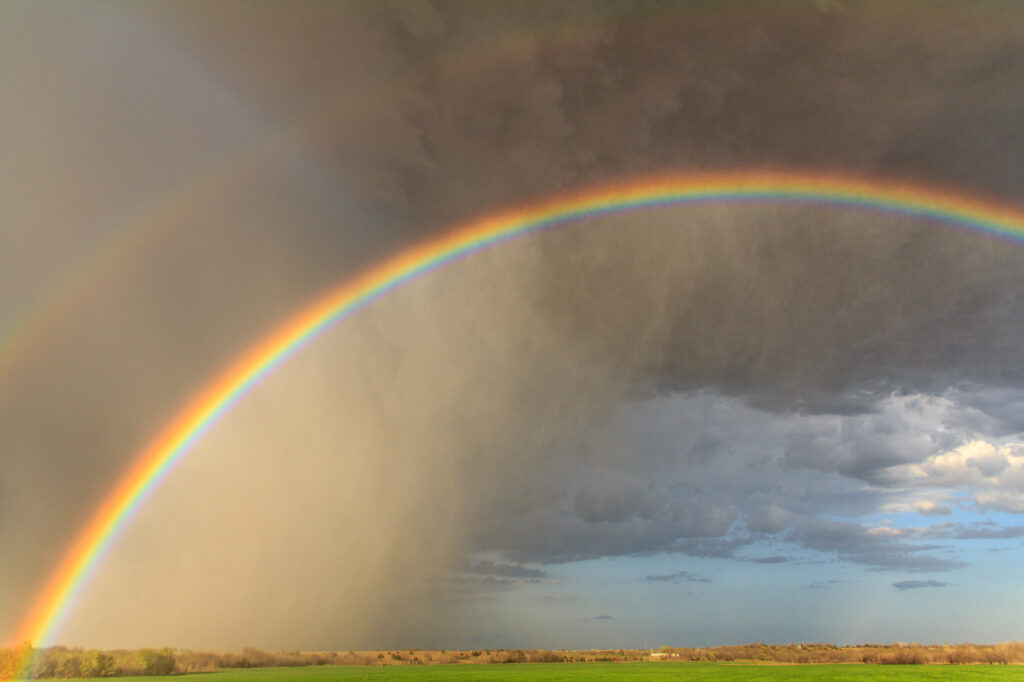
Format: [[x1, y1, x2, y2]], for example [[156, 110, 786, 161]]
[[465, 389, 1024, 569], [898, 522, 1024, 541], [571, 471, 657, 524], [953, 525, 1024, 540], [893, 579, 950, 591], [786, 518, 965, 573], [466, 560, 547, 579], [644, 570, 710, 584]]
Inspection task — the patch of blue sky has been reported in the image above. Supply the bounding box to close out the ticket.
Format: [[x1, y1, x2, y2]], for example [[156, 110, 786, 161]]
[[454, 536, 1024, 647]]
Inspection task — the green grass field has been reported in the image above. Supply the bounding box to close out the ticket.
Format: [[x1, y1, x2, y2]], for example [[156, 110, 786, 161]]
[[74, 662, 1024, 681]]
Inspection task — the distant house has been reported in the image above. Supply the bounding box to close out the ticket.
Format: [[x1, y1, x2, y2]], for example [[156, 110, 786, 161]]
[[649, 650, 679, 660]]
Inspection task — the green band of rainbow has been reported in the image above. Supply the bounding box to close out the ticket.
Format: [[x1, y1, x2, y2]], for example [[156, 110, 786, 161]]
[[9, 170, 1024, 677]]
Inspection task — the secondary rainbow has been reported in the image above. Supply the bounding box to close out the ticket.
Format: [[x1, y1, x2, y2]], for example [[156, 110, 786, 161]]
[[9, 170, 1024, 676]]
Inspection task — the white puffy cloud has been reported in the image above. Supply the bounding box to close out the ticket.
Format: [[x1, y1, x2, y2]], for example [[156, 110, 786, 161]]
[[889, 440, 1024, 512], [913, 500, 953, 516]]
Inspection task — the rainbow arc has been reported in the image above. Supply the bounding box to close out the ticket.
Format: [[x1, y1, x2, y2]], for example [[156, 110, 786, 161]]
[[9, 170, 1024, 679]]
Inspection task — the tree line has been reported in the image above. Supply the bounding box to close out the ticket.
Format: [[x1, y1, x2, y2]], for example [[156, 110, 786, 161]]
[[2, 641, 1024, 677]]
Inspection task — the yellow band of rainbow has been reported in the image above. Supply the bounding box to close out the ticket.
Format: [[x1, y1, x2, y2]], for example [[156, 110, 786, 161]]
[[9, 170, 1024, 677]]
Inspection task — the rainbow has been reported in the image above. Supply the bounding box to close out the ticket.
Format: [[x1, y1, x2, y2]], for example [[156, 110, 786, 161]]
[[8, 170, 1024, 677]]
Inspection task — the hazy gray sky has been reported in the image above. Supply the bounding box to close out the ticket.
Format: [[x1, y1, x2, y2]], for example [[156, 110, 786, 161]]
[[3, 0, 1024, 650]]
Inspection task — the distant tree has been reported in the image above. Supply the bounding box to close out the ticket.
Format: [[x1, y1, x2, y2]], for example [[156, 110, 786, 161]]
[[80, 650, 116, 677], [137, 647, 175, 675], [30, 649, 58, 678], [55, 649, 82, 679], [0, 644, 33, 680]]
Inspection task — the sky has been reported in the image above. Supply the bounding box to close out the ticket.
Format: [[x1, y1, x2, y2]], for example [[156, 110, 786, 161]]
[[3, 0, 1024, 651]]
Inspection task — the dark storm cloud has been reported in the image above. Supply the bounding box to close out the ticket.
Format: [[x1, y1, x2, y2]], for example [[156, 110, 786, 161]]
[[142, 0, 1024, 408], [6, 0, 1024, 648], [146, 1, 1024, 220], [571, 470, 660, 523], [956, 389, 1024, 435], [81, 0, 1024, 422], [747, 556, 789, 564], [536, 210, 1024, 410]]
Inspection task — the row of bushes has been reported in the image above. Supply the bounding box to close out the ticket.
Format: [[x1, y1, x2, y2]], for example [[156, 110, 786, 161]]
[[656, 641, 1024, 664], [0, 646, 174, 679], [4, 641, 1024, 677], [0, 645, 640, 676]]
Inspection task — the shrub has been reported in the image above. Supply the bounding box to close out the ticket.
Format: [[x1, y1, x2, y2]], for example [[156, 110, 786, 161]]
[[530, 650, 566, 663], [880, 647, 925, 664], [137, 647, 176, 675], [80, 650, 116, 677], [55, 650, 82, 679]]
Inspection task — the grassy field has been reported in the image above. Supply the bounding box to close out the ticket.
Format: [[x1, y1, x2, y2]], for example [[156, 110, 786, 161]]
[[71, 662, 1024, 681]]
